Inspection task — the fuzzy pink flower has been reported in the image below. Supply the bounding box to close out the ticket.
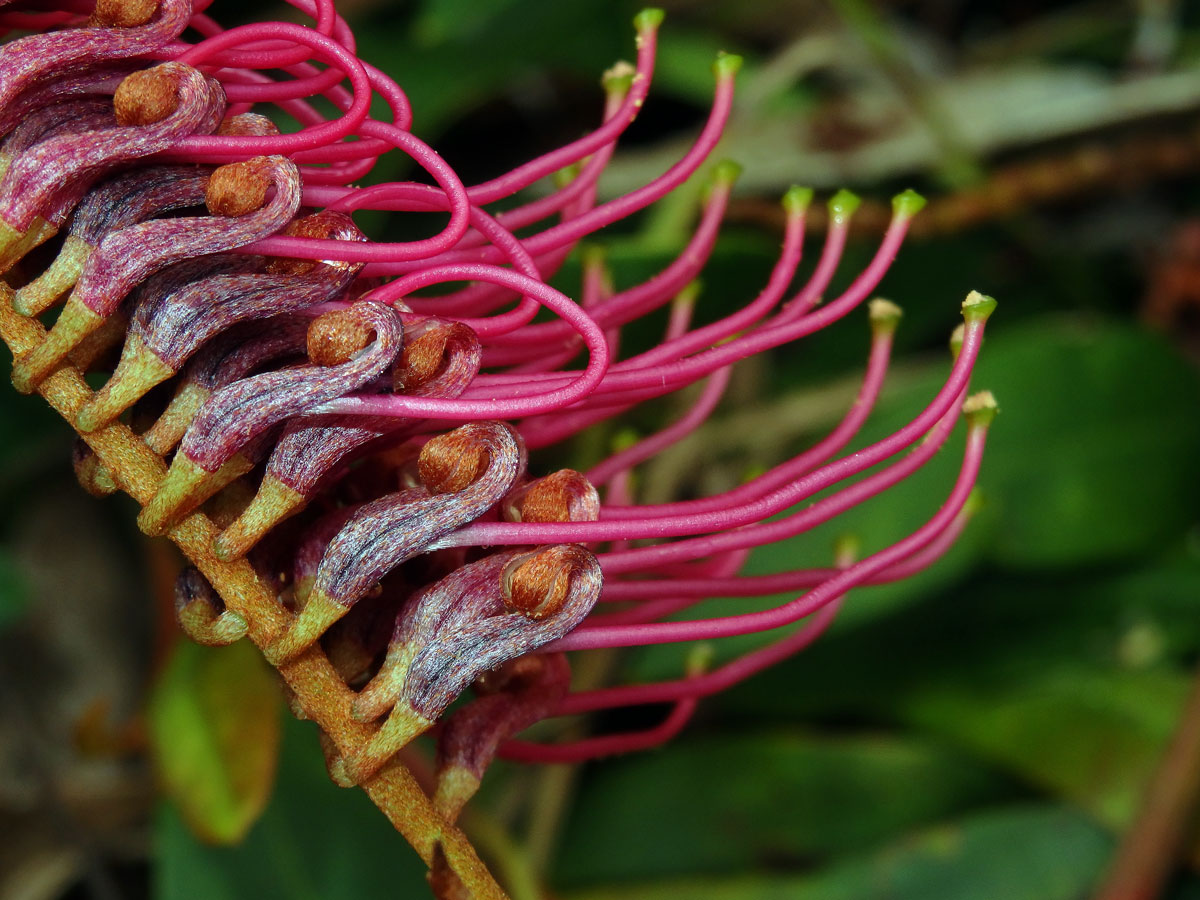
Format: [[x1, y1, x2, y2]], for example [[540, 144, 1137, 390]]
[[0, 0, 998, 812]]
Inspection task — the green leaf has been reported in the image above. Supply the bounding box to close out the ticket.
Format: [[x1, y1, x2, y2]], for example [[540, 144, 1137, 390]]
[[560, 805, 1109, 900], [902, 666, 1188, 827], [555, 732, 1009, 884], [155, 715, 428, 900], [0, 549, 28, 629], [149, 640, 282, 845], [412, 0, 528, 45], [354, 0, 631, 139], [969, 318, 1200, 568]]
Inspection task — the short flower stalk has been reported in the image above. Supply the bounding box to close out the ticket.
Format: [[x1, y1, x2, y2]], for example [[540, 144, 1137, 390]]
[[0, 0, 999, 896]]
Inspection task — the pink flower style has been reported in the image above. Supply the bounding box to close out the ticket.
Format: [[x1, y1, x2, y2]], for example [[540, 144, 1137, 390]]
[[0, 0, 997, 812]]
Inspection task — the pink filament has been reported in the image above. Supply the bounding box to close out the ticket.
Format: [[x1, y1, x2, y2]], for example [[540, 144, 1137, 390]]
[[431, 314, 981, 546], [551, 418, 989, 652]]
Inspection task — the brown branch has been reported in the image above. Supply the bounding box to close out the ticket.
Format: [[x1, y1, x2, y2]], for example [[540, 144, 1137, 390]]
[[0, 288, 509, 900], [1093, 661, 1200, 900], [726, 119, 1200, 239]]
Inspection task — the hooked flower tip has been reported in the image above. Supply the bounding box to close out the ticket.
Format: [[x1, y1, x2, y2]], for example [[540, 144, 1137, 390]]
[[205, 159, 270, 217], [418, 427, 493, 494], [501, 546, 579, 620], [113, 66, 182, 126], [963, 390, 999, 428]]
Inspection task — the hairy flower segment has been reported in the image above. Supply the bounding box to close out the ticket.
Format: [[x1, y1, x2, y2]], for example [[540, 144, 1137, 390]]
[[0, 0, 997, 853]]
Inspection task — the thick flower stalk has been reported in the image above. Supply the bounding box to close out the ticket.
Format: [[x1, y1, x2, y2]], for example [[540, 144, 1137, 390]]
[[0, 0, 999, 896]]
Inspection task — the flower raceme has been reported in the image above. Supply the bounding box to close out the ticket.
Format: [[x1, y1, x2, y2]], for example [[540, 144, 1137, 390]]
[[0, 0, 998, 820]]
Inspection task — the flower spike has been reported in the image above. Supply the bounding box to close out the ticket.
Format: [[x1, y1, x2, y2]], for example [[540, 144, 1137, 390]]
[[0, 0, 1003, 879]]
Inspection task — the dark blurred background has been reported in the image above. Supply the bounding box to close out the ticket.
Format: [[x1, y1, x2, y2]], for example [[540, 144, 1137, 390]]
[[3, 0, 1200, 898]]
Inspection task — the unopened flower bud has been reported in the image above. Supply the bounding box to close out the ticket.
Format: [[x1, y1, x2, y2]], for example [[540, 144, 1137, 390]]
[[341, 544, 601, 784], [502, 469, 600, 523], [308, 308, 374, 367], [501, 546, 577, 619], [263, 422, 526, 666], [205, 159, 270, 218], [113, 66, 180, 126], [139, 302, 403, 535], [419, 428, 492, 494], [393, 319, 480, 395], [92, 0, 161, 29], [434, 653, 571, 821]]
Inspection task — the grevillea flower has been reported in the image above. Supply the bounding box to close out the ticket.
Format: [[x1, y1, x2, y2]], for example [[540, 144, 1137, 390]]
[[0, 0, 1000, 892]]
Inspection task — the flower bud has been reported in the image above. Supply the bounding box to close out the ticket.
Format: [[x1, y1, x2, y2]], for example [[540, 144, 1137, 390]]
[[502, 469, 600, 524], [92, 0, 160, 29]]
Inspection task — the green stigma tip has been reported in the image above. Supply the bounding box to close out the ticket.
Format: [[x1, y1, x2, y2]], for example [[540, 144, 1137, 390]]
[[552, 162, 581, 189], [963, 487, 985, 516], [612, 427, 642, 454], [713, 159, 743, 185], [713, 51, 743, 79], [948, 323, 965, 359], [602, 61, 636, 94], [892, 188, 926, 218], [868, 298, 903, 332], [833, 533, 861, 565], [783, 185, 814, 215], [675, 280, 702, 305], [963, 391, 999, 428], [828, 188, 861, 223], [686, 642, 715, 677], [580, 243, 607, 269], [962, 290, 997, 323], [634, 8, 665, 32]]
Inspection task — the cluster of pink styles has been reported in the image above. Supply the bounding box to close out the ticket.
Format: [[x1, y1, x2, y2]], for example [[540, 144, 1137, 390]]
[[0, 0, 997, 806]]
